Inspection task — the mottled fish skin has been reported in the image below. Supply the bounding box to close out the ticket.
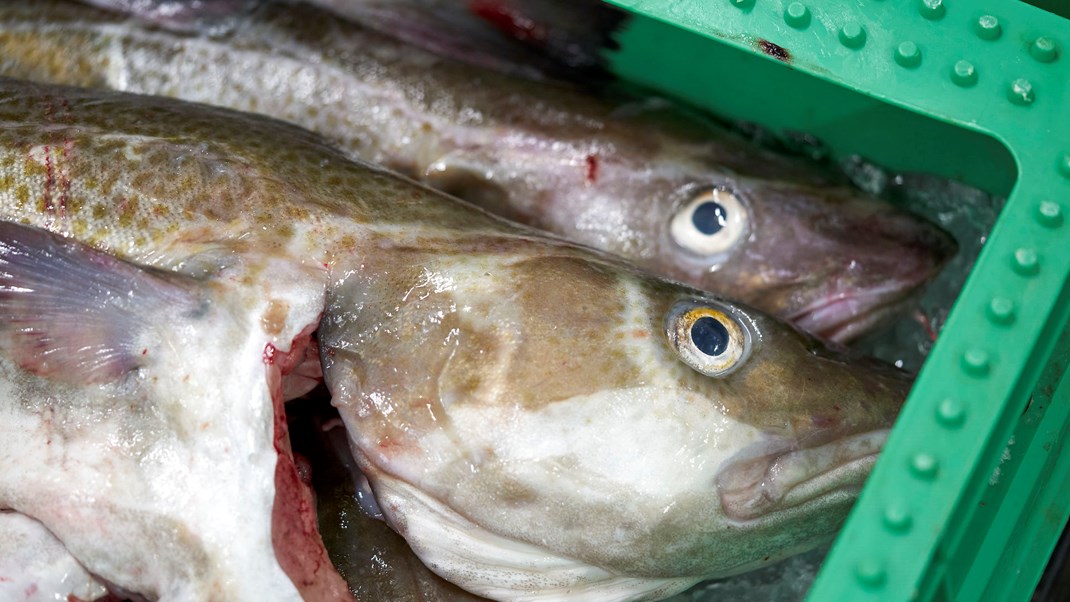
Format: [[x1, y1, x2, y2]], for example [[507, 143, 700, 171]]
[[0, 78, 908, 601], [0, 0, 954, 343], [74, 0, 626, 81]]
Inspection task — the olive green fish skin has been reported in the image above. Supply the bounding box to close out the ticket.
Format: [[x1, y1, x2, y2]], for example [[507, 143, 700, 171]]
[[0, 0, 954, 343], [0, 78, 908, 600]]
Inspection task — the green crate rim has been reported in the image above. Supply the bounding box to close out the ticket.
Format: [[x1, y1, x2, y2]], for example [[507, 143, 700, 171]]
[[601, 1, 1070, 599]]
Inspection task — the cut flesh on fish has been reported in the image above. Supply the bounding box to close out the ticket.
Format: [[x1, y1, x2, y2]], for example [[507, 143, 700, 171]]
[[0, 221, 351, 601]]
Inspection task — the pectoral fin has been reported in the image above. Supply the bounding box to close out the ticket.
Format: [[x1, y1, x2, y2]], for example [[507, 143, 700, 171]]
[[0, 222, 203, 384]]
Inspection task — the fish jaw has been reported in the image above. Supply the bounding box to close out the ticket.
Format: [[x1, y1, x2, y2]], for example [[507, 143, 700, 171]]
[[366, 469, 700, 602], [698, 179, 958, 343], [788, 284, 916, 344], [341, 384, 767, 601], [716, 429, 888, 522]]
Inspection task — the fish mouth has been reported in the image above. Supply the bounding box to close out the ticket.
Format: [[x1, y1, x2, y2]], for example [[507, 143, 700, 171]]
[[789, 283, 917, 344], [716, 429, 889, 523]]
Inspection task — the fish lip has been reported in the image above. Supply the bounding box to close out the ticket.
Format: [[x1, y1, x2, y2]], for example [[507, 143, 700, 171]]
[[788, 283, 917, 344], [715, 429, 889, 523]]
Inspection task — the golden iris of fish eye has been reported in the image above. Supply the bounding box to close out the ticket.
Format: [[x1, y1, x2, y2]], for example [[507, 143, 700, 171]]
[[669, 188, 748, 257], [666, 303, 750, 377]]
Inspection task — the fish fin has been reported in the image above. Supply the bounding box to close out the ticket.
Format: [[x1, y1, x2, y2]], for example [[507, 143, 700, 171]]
[[0, 222, 203, 384], [319, 0, 625, 84]]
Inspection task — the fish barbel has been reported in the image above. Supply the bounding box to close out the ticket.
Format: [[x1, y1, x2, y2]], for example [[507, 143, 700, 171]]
[[0, 78, 908, 601], [0, 0, 955, 343]]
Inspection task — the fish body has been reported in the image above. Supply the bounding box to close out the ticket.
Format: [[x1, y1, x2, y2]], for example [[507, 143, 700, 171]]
[[0, 0, 954, 343], [287, 395, 490, 601], [0, 78, 908, 600], [77, 0, 258, 31], [305, 0, 628, 81], [0, 511, 109, 601], [74, 0, 626, 80]]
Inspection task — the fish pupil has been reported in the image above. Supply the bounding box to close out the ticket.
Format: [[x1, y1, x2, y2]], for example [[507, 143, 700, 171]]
[[691, 201, 727, 235], [690, 316, 729, 356]]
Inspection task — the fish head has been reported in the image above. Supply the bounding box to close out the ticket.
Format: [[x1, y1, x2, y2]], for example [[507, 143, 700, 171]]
[[650, 175, 958, 342], [319, 244, 910, 599], [434, 101, 956, 343]]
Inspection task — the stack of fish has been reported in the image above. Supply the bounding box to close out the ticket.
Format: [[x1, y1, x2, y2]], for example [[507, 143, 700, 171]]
[[0, 1, 956, 601]]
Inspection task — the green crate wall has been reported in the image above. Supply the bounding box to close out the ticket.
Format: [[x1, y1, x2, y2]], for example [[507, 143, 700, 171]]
[[601, 1, 1070, 599]]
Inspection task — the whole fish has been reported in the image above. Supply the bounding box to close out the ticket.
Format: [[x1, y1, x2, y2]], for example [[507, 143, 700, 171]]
[[0, 0, 955, 343], [0, 78, 908, 601]]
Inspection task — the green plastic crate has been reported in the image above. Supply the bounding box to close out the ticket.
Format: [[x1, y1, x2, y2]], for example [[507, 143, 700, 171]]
[[599, 1, 1070, 599]]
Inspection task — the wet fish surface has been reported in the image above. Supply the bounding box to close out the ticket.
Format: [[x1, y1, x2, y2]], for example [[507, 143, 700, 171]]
[[0, 0, 955, 343], [73, 0, 627, 81], [0, 77, 911, 601], [288, 391, 490, 601]]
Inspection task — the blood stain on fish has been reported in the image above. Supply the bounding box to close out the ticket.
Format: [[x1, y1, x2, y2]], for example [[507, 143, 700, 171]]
[[468, 0, 547, 42], [263, 342, 278, 365], [585, 154, 599, 183]]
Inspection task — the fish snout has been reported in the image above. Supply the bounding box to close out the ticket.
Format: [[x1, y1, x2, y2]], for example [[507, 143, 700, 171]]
[[790, 198, 957, 342], [715, 428, 889, 522]]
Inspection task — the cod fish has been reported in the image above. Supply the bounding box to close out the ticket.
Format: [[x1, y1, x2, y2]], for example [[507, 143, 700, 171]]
[[0, 77, 908, 601], [0, 0, 955, 343]]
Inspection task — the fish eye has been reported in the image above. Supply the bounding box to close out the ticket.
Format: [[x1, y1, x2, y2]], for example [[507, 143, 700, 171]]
[[666, 300, 751, 377], [669, 187, 748, 257]]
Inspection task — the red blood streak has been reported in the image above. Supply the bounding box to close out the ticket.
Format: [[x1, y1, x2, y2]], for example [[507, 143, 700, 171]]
[[585, 154, 599, 183], [913, 310, 938, 342], [263, 343, 277, 365], [468, 0, 547, 43]]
